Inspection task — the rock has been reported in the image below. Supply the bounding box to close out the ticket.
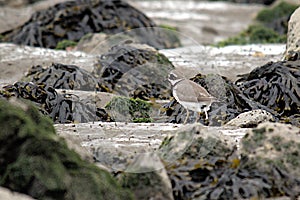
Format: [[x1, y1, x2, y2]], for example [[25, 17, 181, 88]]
[[255, 1, 298, 35], [0, 43, 96, 86], [159, 124, 243, 199], [0, 0, 42, 7], [120, 153, 174, 200], [240, 122, 300, 197], [76, 33, 133, 55], [225, 109, 275, 128], [1, 0, 179, 49], [160, 123, 300, 199], [0, 98, 133, 200], [93, 42, 174, 100], [105, 96, 153, 123], [284, 7, 300, 60], [0, 187, 35, 200]]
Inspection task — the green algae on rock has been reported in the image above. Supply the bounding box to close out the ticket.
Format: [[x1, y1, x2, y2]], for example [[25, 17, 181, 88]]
[[217, 2, 298, 47], [160, 123, 300, 199], [55, 40, 78, 50], [0, 99, 133, 200], [240, 122, 300, 197], [217, 24, 286, 47], [256, 1, 298, 34], [105, 96, 152, 123]]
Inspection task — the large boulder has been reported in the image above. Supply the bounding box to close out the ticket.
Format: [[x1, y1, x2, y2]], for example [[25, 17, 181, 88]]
[[159, 123, 300, 199], [284, 7, 300, 60], [0, 98, 133, 200]]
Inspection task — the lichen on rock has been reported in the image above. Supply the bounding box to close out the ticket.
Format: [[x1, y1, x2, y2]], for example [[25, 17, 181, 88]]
[[0, 98, 133, 200]]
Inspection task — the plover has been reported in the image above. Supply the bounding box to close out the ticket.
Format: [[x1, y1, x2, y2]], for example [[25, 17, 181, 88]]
[[168, 70, 217, 123]]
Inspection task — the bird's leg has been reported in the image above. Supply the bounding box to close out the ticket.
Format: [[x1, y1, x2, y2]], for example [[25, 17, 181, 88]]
[[183, 109, 189, 124], [195, 112, 200, 123], [204, 109, 208, 120]]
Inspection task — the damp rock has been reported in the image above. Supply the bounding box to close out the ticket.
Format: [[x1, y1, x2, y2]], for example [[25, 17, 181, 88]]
[[93, 42, 174, 100], [25, 63, 104, 92], [236, 61, 300, 126], [0, 98, 133, 200], [0, 187, 34, 200], [0, 82, 111, 123], [284, 7, 300, 61], [120, 153, 174, 200], [105, 96, 152, 123], [240, 122, 300, 197], [160, 124, 254, 199], [1, 0, 179, 49], [225, 109, 275, 128]]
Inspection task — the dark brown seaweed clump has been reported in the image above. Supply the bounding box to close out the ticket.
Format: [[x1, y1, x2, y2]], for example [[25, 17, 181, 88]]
[[1, 0, 179, 49], [161, 124, 300, 200], [236, 61, 300, 125], [25, 63, 106, 92], [93, 42, 174, 100], [0, 82, 111, 123]]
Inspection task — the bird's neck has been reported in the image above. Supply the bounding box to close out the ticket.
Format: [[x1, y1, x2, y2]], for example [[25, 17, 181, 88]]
[[169, 78, 184, 86]]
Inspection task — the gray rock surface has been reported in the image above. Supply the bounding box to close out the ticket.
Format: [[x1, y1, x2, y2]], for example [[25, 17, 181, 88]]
[[0, 187, 35, 200], [225, 109, 275, 128], [241, 122, 300, 178], [284, 6, 300, 59], [0, 43, 96, 87], [121, 153, 174, 200]]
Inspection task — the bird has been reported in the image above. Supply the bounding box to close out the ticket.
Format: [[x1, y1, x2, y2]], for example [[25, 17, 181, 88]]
[[168, 70, 218, 123]]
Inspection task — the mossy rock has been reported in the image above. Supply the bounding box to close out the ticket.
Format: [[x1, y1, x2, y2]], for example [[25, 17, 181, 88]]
[[256, 1, 298, 34], [105, 96, 152, 122], [0, 99, 133, 200], [217, 24, 286, 46], [55, 40, 78, 50]]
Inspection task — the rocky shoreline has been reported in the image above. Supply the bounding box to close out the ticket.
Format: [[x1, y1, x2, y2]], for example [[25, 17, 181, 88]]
[[0, 0, 300, 199]]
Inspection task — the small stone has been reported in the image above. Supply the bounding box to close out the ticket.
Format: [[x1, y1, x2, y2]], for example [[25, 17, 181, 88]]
[[225, 109, 275, 128]]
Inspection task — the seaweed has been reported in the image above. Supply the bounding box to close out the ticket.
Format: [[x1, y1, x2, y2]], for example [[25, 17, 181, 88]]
[[0, 82, 111, 123], [93, 42, 174, 100], [1, 0, 179, 49], [26, 63, 106, 92], [236, 61, 300, 121]]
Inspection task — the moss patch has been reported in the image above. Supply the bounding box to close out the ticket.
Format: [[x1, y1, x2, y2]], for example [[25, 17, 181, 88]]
[[217, 24, 286, 46], [55, 40, 78, 50], [0, 99, 133, 200], [105, 97, 152, 123], [256, 2, 298, 24]]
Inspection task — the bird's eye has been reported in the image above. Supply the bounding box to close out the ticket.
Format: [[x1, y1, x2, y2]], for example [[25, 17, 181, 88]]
[[169, 73, 177, 80]]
